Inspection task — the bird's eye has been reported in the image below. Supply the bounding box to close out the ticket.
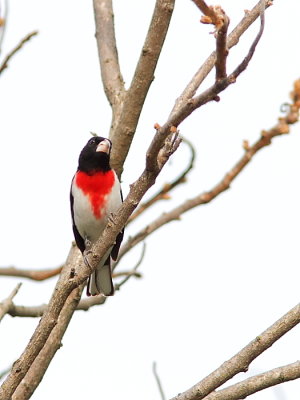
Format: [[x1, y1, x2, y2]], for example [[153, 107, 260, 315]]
[[89, 138, 96, 145]]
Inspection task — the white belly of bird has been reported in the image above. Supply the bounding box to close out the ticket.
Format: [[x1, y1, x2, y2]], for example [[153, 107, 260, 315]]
[[72, 176, 121, 245]]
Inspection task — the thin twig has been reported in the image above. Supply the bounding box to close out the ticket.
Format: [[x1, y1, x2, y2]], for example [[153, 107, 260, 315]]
[[166, 1, 266, 130], [153, 362, 166, 400], [214, 9, 229, 80], [113, 270, 142, 279], [128, 138, 196, 223], [114, 242, 146, 291], [118, 79, 300, 259], [0, 283, 22, 323], [0, 266, 63, 281], [0, 30, 38, 74], [192, 0, 230, 80], [171, 0, 271, 116]]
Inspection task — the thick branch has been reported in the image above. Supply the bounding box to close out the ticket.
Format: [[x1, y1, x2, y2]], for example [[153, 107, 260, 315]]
[[110, 0, 175, 177], [203, 361, 300, 400], [0, 246, 82, 400], [170, 303, 300, 400], [93, 0, 125, 125], [0, 123, 181, 400], [11, 285, 84, 400]]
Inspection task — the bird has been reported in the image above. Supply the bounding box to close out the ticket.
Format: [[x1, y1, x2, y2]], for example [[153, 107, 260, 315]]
[[70, 136, 124, 296]]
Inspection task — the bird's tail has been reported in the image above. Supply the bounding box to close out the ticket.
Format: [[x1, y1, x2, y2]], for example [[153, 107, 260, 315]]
[[87, 256, 114, 296]]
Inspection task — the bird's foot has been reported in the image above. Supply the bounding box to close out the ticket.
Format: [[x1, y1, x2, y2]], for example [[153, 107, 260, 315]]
[[84, 238, 92, 250], [108, 213, 116, 226], [83, 251, 93, 273]]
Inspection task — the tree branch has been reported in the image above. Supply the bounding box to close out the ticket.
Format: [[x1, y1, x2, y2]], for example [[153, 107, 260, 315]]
[[11, 284, 84, 400], [109, 0, 175, 177], [128, 137, 196, 223], [170, 303, 300, 400], [153, 362, 166, 400], [0, 266, 63, 281], [93, 0, 125, 128], [192, 0, 230, 80], [118, 79, 300, 259], [171, 0, 271, 116], [0, 114, 182, 399], [0, 283, 21, 322], [0, 31, 38, 75], [202, 361, 300, 400]]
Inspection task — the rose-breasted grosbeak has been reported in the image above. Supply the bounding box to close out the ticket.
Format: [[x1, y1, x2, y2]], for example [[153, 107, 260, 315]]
[[70, 136, 124, 296]]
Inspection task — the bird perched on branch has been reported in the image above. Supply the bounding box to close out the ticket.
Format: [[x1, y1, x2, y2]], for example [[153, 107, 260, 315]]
[[70, 136, 124, 296]]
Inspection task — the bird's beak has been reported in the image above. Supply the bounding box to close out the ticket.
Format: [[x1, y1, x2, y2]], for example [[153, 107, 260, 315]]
[[96, 139, 111, 154]]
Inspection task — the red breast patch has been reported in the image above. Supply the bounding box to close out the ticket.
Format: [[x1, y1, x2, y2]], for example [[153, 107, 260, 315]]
[[75, 170, 115, 219]]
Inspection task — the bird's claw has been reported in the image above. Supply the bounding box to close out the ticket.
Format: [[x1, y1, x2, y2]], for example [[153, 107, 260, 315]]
[[83, 250, 93, 273]]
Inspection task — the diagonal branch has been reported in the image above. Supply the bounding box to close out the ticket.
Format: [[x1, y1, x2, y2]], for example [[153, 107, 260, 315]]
[[11, 284, 84, 400], [0, 129, 182, 400], [171, 0, 271, 116], [128, 137, 196, 223], [118, 79, 300, 260], [165, 0, 266, 133], [0, 30, 38, 75], [0, 283, 22, 322], [202, 361, 300, 400], [170, 303, 300, 400]]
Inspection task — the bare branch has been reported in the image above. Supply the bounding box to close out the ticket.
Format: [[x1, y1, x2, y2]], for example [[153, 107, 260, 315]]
[[0, 266, 63, 281], [118, 79, 300, 258], [171, 0, 271, 116], [203, 361, 300, 400], [0, 104, 183, 399], [0, 31, 38, 75], [5, 259, 143, 318], [214, 9, 229, 81], [166, 1, 266, 131], [128, 137, 195, 223], [93, 0, 125, 126], [0, 284, 21, 322], [170, 303, 300, 400], [114, 242, 145, 291], [0, 245, 82, 399], [192, 0, 230, 80], [153, 362, 166, 400], [110, 0, 175, 177], [12, 284, 84, 400]]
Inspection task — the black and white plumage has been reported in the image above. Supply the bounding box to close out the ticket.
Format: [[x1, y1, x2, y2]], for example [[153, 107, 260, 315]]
[[70, 136, 123, 296]]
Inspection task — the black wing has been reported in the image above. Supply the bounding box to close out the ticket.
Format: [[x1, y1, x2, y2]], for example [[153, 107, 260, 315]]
[[70, 178, 85, 253], [111, 187, 124, 260]]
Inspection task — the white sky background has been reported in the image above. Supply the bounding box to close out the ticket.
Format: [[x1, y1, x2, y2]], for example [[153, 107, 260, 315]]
[[0, 1, 299, 399]]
